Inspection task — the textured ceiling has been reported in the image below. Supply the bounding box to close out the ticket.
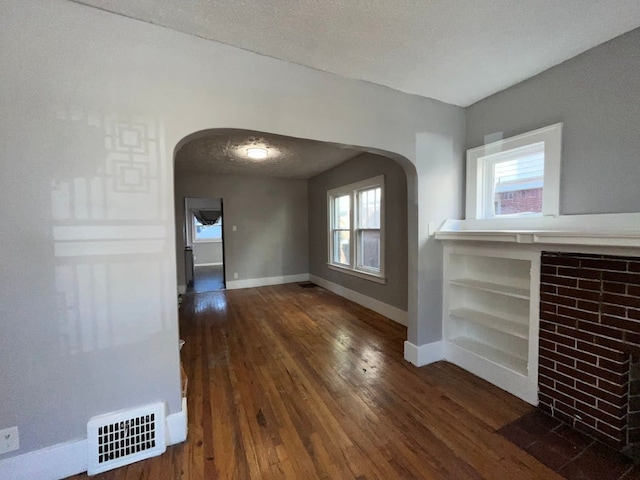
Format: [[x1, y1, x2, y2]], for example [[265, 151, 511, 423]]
[[175, 129, 365, 179], [72, 0, 640, 106]]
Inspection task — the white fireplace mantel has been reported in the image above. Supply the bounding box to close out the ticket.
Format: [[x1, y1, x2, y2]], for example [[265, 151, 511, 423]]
[[435, 212, 640, 249]]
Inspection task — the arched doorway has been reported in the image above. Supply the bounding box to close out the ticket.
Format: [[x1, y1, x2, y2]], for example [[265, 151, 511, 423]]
[[173, 128, 418, 327]]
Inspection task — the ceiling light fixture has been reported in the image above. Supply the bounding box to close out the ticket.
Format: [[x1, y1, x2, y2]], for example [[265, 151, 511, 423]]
[[246, 147, 268, 160]]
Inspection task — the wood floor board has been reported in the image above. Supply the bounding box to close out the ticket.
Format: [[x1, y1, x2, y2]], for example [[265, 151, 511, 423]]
[[66, 283, 560, 480]]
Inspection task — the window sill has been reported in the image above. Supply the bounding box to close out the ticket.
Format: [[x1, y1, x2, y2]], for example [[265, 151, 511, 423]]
[[193, 239, 222, 244], [327, 264, 386, 284]]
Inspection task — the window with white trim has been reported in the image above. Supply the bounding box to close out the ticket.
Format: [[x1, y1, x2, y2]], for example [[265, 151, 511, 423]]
[[328, 176, 385, 282], [466, 123, 562, 219]]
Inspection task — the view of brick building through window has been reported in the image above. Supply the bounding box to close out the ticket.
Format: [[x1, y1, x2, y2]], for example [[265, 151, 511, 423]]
[[495, 187, 543, 215], [491, 147, 544, 216]]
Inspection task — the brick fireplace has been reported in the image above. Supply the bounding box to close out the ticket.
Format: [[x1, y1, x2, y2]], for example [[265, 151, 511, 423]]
[[539, 252, 640, 453]]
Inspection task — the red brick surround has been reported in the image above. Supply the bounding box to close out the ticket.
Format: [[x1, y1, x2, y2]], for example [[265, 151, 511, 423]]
[[539, 252, 640, 449]]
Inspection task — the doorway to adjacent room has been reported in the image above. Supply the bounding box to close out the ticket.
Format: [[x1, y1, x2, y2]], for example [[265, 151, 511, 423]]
[[184, 196, 225, 293]]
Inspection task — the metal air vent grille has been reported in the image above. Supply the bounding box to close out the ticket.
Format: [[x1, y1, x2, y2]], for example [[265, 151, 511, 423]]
[[87, 403, 166, 475]]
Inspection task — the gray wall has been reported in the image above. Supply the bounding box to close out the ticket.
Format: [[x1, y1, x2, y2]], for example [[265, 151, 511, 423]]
[[193, 242, 223, 265], [466, 27, 640, 215], [308, 153, 408, 311], [1, 0, 462, 461], [175, 173, 308, 286]]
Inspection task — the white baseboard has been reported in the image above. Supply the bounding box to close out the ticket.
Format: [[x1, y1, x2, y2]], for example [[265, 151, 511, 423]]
[[226, 273, 309, 290], [404, 340, 444, 367], [0, 438, 87, 480], [309, 274, 408, 326], [0, 399, 189, 480], [166, 397, 188, 446], [177, 284, 186, 295], [194, 262, 223, 267]]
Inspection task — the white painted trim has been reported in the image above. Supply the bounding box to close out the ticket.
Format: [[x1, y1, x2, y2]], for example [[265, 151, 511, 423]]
[[194, 262, 223, 267], [166, 397, 188, 446], [327, 175, 386, 282], [192, 239, 222, 244], [403, 340, 444, 367], [445, 341, 538, 405], [309, 274, 407, 326], [178, 284, 186, 295], [0, 439, 87, 480], [226, 273, 310, 290], [437, 212, 640, 248], [327, 263, 386, 284], [466, 123, 562, 219]]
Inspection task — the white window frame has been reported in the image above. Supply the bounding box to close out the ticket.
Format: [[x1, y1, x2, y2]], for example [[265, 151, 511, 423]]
[[466, 123, 562, 220], [191, 210, 223, 243], [327, 175, 385, 284]]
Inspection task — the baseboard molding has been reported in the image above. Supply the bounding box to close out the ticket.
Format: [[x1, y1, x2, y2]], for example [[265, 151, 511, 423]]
[[0, 398, 189, 480], [226, 273, 310, 290], [177, 284, 186, 295], [0, 438, 87, 480], [166, 397, 188, 446], [404, 340, 444, 367], [194, 262, 223, 267], [309, 274, 408, 326]]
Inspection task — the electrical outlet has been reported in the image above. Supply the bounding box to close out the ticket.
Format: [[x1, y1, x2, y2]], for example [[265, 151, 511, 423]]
[[0, 426, 19, 455], [233, 272, 238, 279]]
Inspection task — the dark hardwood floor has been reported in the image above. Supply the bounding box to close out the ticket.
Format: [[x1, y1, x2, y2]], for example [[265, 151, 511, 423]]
[[67, 283, 560, 479], [190, 265, 225, 293]]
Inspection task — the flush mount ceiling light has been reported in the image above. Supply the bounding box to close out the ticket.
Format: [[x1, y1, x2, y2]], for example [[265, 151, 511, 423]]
[[246, 147, 268, 160]]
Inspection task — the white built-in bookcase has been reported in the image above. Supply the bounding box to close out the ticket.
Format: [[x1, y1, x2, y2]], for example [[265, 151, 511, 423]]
[[442, 244, 540, 404]]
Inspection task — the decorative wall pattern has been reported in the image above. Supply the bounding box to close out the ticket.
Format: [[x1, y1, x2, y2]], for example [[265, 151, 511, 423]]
[[51, 111, 170, 354]]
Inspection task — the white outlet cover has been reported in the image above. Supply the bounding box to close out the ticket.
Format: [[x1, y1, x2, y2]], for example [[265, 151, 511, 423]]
[[0, 426, 19, 455]]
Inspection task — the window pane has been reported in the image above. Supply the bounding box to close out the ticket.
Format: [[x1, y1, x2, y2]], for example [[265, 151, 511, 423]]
[[195, 224, 222, 241], [358, 230, 380, 270], [333, 230, 350, 265], [358, 187, 380, 229], [333, 195, 350, 229], [194, 216, 222, 241], [492, 146, 544, 216]]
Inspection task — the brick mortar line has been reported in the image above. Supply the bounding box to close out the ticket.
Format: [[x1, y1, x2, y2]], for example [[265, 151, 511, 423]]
[[538, 372, 631, 406], [540, 346, 631, 373], [541, 322, 639, 349], [540, 374, 631, 411]]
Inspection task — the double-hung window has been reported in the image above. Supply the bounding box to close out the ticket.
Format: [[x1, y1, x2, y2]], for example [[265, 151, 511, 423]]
[[328, 176, 384, 282], [466, 123, 562, 219]]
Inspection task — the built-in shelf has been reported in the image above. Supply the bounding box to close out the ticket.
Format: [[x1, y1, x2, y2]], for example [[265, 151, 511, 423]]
[[450, 336, 528, 376], [450, 278, 530, 300], [438, 217, 640, 405], [442, 245, 540, 404], [450, 307, 528, 339]]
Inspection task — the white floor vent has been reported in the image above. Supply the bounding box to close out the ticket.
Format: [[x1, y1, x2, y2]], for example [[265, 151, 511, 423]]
[[87, 402, 166, 475]]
